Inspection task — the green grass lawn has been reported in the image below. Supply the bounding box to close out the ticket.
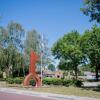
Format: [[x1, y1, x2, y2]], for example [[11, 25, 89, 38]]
[[0, 81, 100, 99], [31, 86, 100, 98]]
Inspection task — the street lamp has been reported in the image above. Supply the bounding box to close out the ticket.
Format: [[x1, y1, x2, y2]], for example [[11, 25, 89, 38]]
[[40, 34, 44, 87], [40, 50, 43, 86]]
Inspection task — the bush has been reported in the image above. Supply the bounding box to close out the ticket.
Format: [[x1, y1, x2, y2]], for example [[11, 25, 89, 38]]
[[6, 77, 24, 84], [43, 78, 54, 85], [6, 78, 14, 84], [6, 77, 83, 87], [52, 78, 63, 85], [29, 79, 36, 86], [43, 78, 72, 86], [72, 79, 83, 87], [62, 80, 72, 87], [43, 78, 63, 85], [43, 78, 83, 87], [14, 77, 23, 84], [6, 77, 36, 86]]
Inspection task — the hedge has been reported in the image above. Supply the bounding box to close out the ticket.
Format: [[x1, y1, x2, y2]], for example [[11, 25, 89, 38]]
[[6, 77, 36, 85], [29, 79, 36, 86], [6, 77, 83, 87], [43, 78, 83, 87], [6, 77, 24, 84]]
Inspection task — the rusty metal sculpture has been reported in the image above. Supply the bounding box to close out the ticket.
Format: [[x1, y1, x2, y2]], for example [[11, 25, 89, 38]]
[[23, 51, 41, 87]]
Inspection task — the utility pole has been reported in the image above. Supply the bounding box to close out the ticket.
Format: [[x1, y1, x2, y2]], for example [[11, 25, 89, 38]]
[[40, 33, 43, 86], [40, 50, 43, 86]]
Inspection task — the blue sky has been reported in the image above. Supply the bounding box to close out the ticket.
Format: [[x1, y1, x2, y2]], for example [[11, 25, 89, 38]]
[[0, 0, 95, 47]]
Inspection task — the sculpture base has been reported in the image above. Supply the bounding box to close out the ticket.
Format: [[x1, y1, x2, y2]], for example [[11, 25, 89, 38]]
[[23, 73, 41, 87]]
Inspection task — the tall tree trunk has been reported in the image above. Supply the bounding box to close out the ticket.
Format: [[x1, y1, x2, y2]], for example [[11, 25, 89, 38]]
[[95, 65, 99, 81]]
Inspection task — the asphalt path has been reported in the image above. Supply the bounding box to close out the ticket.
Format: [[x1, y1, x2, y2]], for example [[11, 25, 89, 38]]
[[0, 92, 53, 100]]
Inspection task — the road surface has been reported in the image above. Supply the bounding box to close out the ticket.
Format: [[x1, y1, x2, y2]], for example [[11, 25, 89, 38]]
[[0, 92, 53, 100]]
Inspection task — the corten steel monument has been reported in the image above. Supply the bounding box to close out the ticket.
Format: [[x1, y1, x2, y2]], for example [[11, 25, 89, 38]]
[[23, 51, 41, 87]]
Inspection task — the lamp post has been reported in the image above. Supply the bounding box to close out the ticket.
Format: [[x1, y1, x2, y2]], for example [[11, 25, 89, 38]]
[[40, 34, 44, 87], [40, 33, 48, 87], [40, 50, 43, 86]]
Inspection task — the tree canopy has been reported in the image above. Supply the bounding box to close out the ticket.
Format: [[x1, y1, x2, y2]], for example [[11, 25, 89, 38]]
[[81, 0, 100, 23], [0, 21, 25, 77], [48, 63, 55, 71], [81, 26, 100, 80], [52, 31, 83, 79]]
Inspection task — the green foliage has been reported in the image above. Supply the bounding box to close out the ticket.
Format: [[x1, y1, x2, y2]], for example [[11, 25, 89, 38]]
[[14, 77, 24, 84], [52, 30, 83, 79], [25, 30, 50, 70], [25, 30, 40, 56], [81, 26, 100, 80], [62, 79, 72, 87], [43, 78, 63, 85], [6, 77, 24, 84], [6, 77, 83, 87], [0, 21, 51, 78], [81, 0, 100, 22], [48, 64, 55, 71], [29, 79, 36, 86], [6, 77, 36, 86], [7, 21, 25, 49], [0, 21, 25, 78], [58, 58, 73, 70], [43, 78, 83, 87], [6, 78, 14, 84], [72, 79, 83, 87]]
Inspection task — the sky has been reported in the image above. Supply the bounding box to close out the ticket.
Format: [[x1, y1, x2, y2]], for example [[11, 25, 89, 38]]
[[0, 0, 96, 48]]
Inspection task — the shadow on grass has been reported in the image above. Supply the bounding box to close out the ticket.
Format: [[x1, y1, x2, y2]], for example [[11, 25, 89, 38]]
[[81, 85, 100, 92], [93, 85, 100, 92]]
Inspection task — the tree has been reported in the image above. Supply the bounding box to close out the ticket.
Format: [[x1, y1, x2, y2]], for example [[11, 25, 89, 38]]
[[52, 31, 83, 79], [7, 21, 25, 50], [81, 26, 100, 81], [25, 31, 51, 71], [0, 21, 25, 77], [81, 0, 100, 23], [58, 58, 73, 71], [0, 27, 8, 47], [25, 30, 41, 66], [48, 64, 55, 71]]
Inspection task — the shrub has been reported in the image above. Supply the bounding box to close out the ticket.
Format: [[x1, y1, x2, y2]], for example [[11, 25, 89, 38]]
[[62, 80, 72, 87], [6, 78, 14, 84], [14, 77, 23, 84], [6, 77, 83, 87], [43, 78, 72, 86], [43, 78, 54, 85], [52, 78, 63, 85], [29, 79, 36, 86], [43, 78, 60, 85], [72, 79, 83, 87], [6, 77, 24, 84]]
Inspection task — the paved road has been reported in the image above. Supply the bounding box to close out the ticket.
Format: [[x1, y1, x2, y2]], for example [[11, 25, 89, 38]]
[[0, 92, 53, 100]]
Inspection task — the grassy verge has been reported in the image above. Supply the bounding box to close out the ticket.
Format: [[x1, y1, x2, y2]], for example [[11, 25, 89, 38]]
[[31, 86, 100, 98], [0, 81, 100, 98]]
